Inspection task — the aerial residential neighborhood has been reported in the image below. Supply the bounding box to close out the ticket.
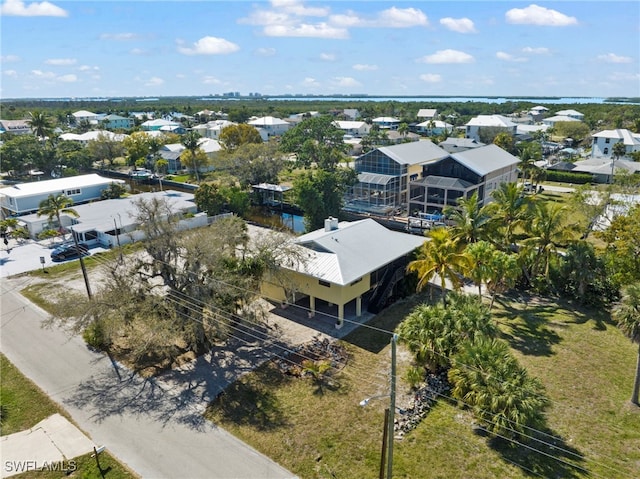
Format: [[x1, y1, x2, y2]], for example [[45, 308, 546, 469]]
[[1, 1, 640, 479]]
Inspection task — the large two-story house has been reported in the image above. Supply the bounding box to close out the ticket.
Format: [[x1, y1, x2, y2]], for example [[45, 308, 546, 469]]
[[465, 115, 517, 142], [345, 141, 520, 216], [591, 129, 640, 159]]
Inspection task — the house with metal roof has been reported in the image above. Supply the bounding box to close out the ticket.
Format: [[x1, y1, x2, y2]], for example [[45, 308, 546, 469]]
[[408, 144, 520, 215], [0, 119, 31, 135], [102, 114, 134, 130], [261, 217, 424, 327], [438, 137, 485, 154], [345, 140, 449, 215], [542, 115, 582, 127], [465, 115, 517, 142], [417, 109, 438, 120], [372, 117, 401, 130], [591, 128, 640, 159], [0, 174, 125, 218], [17, 190, 202, 246]]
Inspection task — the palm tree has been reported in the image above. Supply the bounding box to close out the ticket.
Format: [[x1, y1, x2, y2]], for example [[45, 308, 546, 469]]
[[486, 182, 532, 251], [521, 202, 575, 280], [612, 282, 640, 405], [27, 110, 54, 142], [464, 241, 495, 297], [448, 336, 549, 438], [398, 122, 409, 139], [407, 227, 468, 301], [37, 193, 79, 240], [444, 191, 490, 246], [485, 250, 521, 309]]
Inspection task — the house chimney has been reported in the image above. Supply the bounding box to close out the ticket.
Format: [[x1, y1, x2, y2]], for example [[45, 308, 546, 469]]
[[324, 217, 339, 232]]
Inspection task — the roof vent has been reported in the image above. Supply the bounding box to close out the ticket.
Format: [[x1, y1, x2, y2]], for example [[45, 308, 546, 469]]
[[324, 217, 339, 232]]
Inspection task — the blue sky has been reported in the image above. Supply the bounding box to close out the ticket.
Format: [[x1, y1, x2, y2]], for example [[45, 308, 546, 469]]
[[1, 0, 639, 99]]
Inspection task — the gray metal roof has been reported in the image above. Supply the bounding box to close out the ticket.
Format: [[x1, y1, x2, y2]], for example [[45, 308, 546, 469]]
[[292, 219, 424, 286], [450, 144, 520, 176], [0, 174, 125, 199], [377, 140, 449, 166]]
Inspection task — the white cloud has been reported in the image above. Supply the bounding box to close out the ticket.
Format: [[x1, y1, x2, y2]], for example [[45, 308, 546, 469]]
[[417, 49, 474, 64], [264, 23, 349, 39], [45, 58, 76, 66], [30, 69, 55, 79], [352, 63, 378, 71], [331, 76, 361, 87], [270, 0, 329, 17], [99, 33, 141, 41], [177, 36, 240, 55], [419, 73, 442, 83], [505, 4, 577, 27], [496, 51, 528, 62], [57, 74, 77, 83], [202, 76, 223, 85], [129, 48, 148, 56], [376, 7, 428, 27], [1, 55, 20, 63], [255, 47, 276, 56], [522, 46, 550, 54], [145, 77, 164, 87], [0, 0, 67, 17], [597, 53, 633, 64], [3, 70, 18, 78], [320, 52, 336, 61], [302, 77, 321, 88], [439, 17, 476, 33], [78, 65, 99, 72], [330, 7, 428, 28]]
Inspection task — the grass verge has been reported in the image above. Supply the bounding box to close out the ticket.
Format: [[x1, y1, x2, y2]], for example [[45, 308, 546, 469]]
[[0, 354, 137, 479], [205, 292, 640, 479]]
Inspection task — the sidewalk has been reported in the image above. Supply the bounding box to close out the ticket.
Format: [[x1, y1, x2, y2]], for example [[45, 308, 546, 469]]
[[1, 414, 96, 478]]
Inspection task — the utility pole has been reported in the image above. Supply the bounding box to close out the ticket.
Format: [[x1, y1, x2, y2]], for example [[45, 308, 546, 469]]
[[71, 228, 92, 299], [387, 333, 397, 479]]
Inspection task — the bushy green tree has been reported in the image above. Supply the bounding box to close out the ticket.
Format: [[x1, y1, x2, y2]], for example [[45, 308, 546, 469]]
[[279, 116, 347, 170], [218, 124, 263, 151]]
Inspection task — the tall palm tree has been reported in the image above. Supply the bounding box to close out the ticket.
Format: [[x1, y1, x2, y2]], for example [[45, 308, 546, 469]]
[[37, 193, 79, 239], [521, 202, 574, 280], [27, 110, 54, 142], [464, 240, 495, 297], [486, 182, 532, 251], [444, 191, 490, 246], [612, 282, 640, 405], [407, 227, 468, 301]]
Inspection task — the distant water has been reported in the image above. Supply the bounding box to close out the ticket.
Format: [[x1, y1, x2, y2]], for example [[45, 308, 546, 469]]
[[266, 96, 637, 105]]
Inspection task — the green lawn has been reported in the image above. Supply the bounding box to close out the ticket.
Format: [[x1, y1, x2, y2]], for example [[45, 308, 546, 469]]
[[205, 293, 640, 479], [0, 354, 137, 479]]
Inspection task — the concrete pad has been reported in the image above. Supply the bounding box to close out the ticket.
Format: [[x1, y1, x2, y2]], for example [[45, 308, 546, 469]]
[[0, 414, 95, 478]]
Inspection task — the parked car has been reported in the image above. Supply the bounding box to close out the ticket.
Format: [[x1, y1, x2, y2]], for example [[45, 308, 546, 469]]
[[51, 243, 89, 261]]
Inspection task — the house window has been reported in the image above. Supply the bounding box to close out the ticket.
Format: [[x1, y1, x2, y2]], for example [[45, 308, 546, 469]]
[[350, 277, 362, 286], [604, 148, 609, 155], [65, 188, 81, 196], [605, 138, 610, 144], [319, 280, 331, 287]]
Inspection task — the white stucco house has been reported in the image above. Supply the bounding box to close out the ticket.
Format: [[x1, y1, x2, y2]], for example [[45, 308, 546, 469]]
[[17, 190, 203, 246], [465, 115, 517, 142], [141, 119, 180, 132], [542, 115, 582, 127], [333, 120, 371, 138], [59, 130, 128, 145], [416, 120, 453, 135], [0, 174, 126, 218], [555, 109, 584, 120], [372, 117, 401, 130], [591, 129, 640, 159], [72, 110, 99, 124], [247, 116, 291, 139]]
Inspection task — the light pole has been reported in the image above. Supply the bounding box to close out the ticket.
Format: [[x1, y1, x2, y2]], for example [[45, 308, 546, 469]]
[[360, 334, 398, 479]]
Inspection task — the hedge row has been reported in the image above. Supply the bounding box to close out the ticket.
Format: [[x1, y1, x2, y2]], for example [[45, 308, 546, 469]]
[[544, 170, 595, 184]]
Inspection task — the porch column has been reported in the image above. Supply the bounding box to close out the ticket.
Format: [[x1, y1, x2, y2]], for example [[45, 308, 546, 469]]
[[309, 296, 316, 318], [335, 303, 344, 329], [356, 296, 362, 317]]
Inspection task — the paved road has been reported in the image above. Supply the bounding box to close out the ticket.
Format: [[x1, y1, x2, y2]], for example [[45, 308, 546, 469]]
[[1, 276, 297, 479]]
